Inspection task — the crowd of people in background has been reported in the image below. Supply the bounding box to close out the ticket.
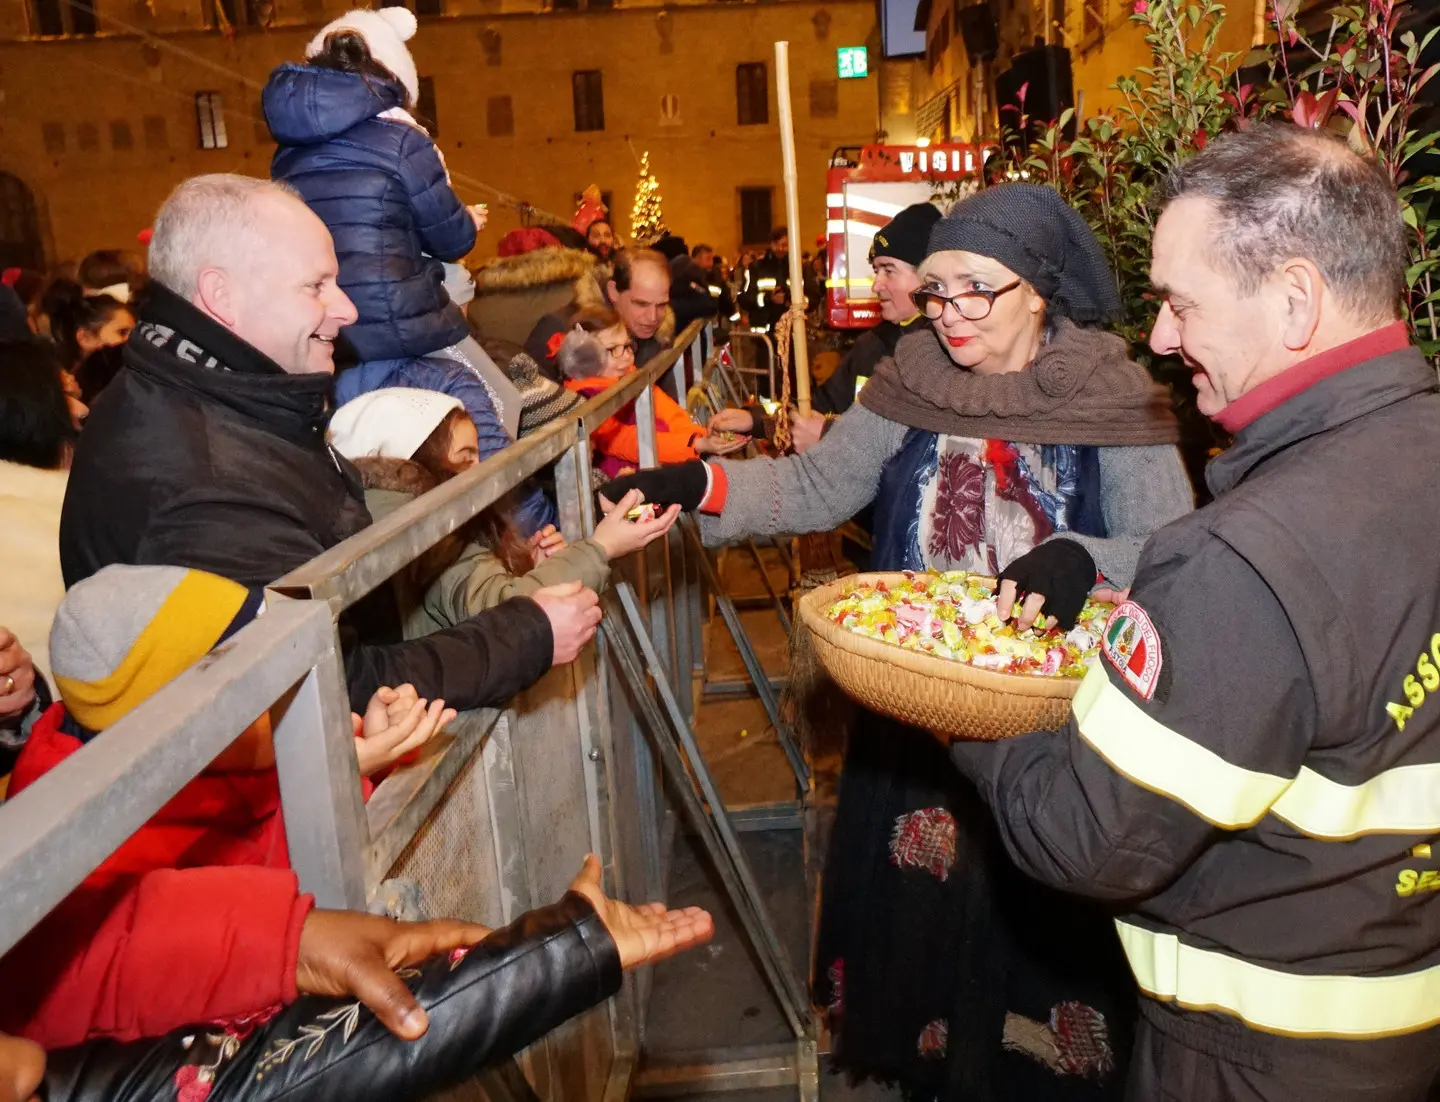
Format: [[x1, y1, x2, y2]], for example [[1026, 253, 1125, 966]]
[[0, 6, 757, 1097], [4, 2, 1439, 1101]]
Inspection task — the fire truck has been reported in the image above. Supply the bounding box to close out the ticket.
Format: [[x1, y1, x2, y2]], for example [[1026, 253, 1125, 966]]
[[824, 143, 991, 329]]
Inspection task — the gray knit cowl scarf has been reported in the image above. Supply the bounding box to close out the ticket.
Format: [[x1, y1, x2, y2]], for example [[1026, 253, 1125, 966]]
[[858, 318, 1179, 447]]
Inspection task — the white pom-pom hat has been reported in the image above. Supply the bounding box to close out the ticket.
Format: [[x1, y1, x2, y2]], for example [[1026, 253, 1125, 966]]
[[306, 7, 420, 107]]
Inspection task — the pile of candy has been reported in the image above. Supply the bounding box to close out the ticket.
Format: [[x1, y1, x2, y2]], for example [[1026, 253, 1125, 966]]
[[824, 571, 1110, 677]]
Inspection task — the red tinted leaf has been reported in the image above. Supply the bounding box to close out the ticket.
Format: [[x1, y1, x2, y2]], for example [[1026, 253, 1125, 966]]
[[1291, 90, 1319, 127]]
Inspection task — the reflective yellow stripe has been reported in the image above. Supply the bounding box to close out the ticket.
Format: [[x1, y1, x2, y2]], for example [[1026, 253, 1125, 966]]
[[1116, 921, 1440, 1037], [1271, 762, 1440, 839], [1072, 664, 1292, 829]]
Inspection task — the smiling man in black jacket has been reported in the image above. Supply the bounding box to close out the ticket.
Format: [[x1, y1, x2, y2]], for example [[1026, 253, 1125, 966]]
[[59, 174, 600, 711]]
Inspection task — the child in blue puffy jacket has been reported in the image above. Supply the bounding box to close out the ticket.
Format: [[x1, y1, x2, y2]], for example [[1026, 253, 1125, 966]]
[[263, 8, 554, 532]]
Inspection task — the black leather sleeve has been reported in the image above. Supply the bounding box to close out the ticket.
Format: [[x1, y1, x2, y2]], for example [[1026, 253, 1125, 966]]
[[42, 893, 623, 1102], [341, 595, 554, 713]]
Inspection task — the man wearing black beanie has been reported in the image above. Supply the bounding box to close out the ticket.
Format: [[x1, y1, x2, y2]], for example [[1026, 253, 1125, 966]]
[[813, 202, 941, 416], [709, 203, 942, 460]]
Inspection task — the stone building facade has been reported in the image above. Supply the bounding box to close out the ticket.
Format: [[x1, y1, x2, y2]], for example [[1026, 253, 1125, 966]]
[[910, 0, 1267, 145], [2, 0, 922, 267]]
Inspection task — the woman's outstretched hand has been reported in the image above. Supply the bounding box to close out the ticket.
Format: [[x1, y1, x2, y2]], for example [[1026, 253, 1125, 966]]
[[706, 408, 759, 436], [995, 539, 1098, 631], [599, 462, 711, 514]]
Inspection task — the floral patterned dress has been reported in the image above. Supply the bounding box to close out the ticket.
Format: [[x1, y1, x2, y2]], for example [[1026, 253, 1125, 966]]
[[814, 427, 1131, 1102]]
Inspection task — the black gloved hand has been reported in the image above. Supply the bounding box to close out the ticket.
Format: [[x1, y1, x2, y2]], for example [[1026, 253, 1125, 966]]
[[996, 539, 1097, 631], [600, 460, 709, 513]]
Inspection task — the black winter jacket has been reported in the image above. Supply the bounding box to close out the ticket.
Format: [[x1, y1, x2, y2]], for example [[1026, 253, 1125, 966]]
[[41, 892, 622, 1102], [813, 315, 922, 416], [58, 285, 553, 712], [951, 333, 1440, 1083]]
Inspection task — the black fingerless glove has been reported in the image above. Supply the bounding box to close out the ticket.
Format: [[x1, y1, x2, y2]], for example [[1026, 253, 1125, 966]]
[[600, 460, 710, 512], [997, 539, 1097, 630]]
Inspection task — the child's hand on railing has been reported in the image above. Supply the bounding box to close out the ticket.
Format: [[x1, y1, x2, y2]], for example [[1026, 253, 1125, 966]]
[[593, 489, 681, 560], [527, 524, 568, 560], [353, 685, 456, 777]]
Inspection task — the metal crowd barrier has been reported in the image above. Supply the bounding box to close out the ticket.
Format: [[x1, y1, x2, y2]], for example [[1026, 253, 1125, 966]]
[[0, 321, 818, 1101], [727, 328, 778, 398]]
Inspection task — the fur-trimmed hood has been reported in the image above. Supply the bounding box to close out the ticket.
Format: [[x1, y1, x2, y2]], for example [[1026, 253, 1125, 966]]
[[471, 247, 605, 298], [352, 456, 469, 584], [351, 455, 437, 496], [469, 244, 675, 348]]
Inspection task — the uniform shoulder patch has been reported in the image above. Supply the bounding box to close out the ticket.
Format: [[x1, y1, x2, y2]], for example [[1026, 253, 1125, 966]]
[[1102, 601, 1163, 700]]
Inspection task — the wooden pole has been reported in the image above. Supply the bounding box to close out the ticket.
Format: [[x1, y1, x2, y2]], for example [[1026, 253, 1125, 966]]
[[774, 40, 813, 416]]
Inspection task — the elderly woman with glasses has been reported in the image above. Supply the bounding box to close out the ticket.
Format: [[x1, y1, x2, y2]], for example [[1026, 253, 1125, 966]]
[[605, 184, 1193, 1099]]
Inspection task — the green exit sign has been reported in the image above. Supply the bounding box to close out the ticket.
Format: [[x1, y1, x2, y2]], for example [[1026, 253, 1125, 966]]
[[837, 46, 869, 79]]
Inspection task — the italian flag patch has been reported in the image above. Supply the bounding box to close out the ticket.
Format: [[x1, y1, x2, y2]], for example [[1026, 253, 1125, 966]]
[[1102, 601, 1163, 700]]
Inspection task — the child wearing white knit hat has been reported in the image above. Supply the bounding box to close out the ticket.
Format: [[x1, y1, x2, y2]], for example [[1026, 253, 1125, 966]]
[[265, 11, 573, 535], [328, 388, 680, 636], [305, 7, 422, 107]]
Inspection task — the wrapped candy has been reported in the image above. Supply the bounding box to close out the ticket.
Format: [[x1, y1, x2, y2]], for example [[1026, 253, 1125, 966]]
[[825, 571, 1111, 677]]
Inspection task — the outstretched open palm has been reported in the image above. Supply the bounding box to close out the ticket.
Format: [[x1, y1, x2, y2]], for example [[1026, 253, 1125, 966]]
[[567, 854, 714, 969]]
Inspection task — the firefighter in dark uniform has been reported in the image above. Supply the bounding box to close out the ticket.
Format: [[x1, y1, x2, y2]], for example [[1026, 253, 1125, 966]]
[[738, 225, 792, 333], [949, 126, 1440, 1099], [812, 201, 940, 416]]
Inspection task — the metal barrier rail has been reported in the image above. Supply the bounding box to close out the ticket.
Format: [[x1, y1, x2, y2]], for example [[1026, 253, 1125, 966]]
[[728, 329, 777, 398], [0, 321, 817, 1099], [0, 599, 337, 957]]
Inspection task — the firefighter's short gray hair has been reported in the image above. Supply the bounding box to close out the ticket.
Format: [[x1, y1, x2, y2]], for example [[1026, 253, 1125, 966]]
[[1157, 124, 1406, 325]]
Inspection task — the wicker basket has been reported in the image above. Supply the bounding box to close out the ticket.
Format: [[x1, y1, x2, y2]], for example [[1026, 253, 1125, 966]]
[[798, 573, 1079, 742]]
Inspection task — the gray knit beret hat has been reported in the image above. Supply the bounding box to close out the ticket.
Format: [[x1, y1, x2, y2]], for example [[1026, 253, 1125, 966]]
[[927, 183, 1123, 323]]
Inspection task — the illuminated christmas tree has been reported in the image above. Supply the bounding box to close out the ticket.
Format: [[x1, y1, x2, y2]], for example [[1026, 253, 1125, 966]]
[[629, 152, 667, 245]]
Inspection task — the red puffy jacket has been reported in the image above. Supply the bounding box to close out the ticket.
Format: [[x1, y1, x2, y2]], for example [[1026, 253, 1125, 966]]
[[0, 705, 313, 1049]]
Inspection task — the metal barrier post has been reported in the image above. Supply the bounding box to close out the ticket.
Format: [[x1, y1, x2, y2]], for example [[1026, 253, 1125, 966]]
[[728, 329, 777, 399], [555, 432, 643, 1091], [269, 627, 370, 910], [605, 583, 812, 1036], [680, 516, 808, 790]]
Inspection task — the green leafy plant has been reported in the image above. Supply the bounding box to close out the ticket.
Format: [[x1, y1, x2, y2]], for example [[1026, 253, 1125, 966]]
[[1267, 0, 1440, 355]]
